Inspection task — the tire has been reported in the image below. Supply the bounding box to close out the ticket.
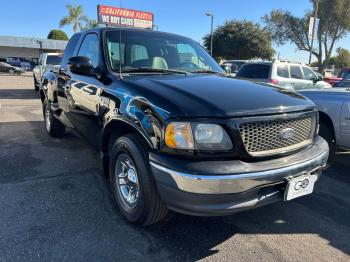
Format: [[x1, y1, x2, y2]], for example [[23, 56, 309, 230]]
[[109, 134, 168, 226], [8, 69, 15, 75], [42, 99, 65, 138], [319, 121, 336, 158], [33, 76, 39, 91]]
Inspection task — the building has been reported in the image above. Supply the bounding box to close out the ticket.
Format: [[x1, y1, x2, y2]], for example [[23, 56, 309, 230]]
[[0, 35, 67, 64]]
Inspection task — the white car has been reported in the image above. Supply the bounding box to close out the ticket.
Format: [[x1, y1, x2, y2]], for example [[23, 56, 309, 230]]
[[33, 53, 62, 91], [236, 60, 332, 91]]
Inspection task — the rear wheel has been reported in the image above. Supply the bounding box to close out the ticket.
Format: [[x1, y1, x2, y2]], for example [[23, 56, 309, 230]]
[[109, 134, 168, 226], [43, 99, 65, 138]]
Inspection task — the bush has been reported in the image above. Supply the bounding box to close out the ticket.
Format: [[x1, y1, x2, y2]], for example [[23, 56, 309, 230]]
[[47, 30, 69, 40]]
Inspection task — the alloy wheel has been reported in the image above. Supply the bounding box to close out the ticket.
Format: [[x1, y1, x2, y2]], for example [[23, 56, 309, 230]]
[[115, 153, 139, 209]]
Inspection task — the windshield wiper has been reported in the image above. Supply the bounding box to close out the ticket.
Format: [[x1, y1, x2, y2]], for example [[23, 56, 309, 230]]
[[121, 67, 188, 75], [190, 69, 227, 76]]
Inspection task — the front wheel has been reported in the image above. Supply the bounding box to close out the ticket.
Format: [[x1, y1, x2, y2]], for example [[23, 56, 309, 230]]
[[109, 134, 168, 226], [43, 99, 65, 138], [8, 69, 15, 75]]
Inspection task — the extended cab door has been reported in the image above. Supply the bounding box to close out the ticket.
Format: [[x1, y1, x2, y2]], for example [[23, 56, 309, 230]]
[[64, 32, 103, 149], [56, 33, 81, 123]]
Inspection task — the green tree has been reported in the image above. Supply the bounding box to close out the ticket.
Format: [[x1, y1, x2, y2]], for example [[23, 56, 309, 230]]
[[203, 20, 274, 60], [333, 47, 350, 69], [263, 0, 350, 71], [59, 4, 89, 33], [47, 29, 69, 40]]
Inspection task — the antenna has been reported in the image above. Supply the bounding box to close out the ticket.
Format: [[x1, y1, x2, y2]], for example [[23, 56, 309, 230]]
[[119, 0, 123, 79]]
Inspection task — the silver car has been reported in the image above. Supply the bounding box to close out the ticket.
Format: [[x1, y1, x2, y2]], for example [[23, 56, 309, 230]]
[[300, 76, 350, 154], [236, 60, 331, 90], [33, 53, 62, 91]]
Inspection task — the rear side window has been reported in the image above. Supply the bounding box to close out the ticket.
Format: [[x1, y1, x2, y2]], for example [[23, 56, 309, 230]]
[[60, 33, 81, 69], [277, 64, 289, 78], [290, 65, 303, 79], [236, 64, 270, 79]]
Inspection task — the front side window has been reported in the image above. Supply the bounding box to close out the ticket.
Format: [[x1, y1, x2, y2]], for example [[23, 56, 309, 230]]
[[302, 66, 316, 80], [61, 33, 81, 69], [105, 30, 223, 73], [78, 34, 99, 68], [290, 65, 303, 79]]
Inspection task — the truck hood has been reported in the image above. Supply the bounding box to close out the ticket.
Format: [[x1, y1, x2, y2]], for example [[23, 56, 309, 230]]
[[124, 74, 315, 117]]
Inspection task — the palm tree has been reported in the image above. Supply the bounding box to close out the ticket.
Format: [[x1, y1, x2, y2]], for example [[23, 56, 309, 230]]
[[59, 4, 89, 33], [82, 19, 99, 30]]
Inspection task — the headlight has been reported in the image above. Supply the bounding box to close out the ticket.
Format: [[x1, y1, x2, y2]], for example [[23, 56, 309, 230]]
[[193, 123, 233, 150], [165, 122, 233, 150]]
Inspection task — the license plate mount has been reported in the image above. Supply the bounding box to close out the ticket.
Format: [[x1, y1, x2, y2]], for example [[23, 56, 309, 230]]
[[284, 173, 316, 201]]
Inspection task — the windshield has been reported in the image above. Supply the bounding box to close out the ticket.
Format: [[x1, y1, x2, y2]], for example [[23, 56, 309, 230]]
[[105, 30, 223, 74], [46, 55, 61, 65], [335, 73, 350, 87]]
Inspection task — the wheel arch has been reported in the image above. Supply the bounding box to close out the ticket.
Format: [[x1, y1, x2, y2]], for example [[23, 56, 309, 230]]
[[319, 111, 336, 142], [100, 119, 155, 176]]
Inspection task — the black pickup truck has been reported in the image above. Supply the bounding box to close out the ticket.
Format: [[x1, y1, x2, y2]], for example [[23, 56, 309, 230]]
[[40, 27, 329, 226]]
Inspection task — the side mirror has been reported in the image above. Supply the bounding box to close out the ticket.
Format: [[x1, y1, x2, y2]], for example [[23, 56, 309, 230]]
[[68, 56, 95, 76], [224, 65, 232, 75], [317, 75, 323, 81], [309, 74, 318, 83]]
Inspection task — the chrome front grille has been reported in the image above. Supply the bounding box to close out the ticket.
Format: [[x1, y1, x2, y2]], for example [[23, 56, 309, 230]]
[[239, 115, 316, 156]]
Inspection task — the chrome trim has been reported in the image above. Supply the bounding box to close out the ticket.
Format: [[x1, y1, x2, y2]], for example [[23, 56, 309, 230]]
[[239, 113, 317, 157], [246, 139, 313, 157], [151, 137, 329, 194]]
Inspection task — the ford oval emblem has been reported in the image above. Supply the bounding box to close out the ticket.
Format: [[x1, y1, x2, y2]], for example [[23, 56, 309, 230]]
[[280, 128, 295, 140]]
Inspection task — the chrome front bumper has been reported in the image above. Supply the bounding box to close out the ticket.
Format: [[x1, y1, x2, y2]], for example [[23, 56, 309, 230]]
[[150, 136, 329, 195]]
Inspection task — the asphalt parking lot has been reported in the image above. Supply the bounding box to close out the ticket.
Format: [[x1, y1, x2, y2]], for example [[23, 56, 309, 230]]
[[0, 74, 349, 262]]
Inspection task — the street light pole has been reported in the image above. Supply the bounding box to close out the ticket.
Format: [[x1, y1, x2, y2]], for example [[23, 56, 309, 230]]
[[308, 0, 319, 65], [205, 12, 214, 56]]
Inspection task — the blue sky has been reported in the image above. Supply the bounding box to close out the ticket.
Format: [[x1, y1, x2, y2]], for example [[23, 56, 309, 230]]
[[1, 0, 349, 62]]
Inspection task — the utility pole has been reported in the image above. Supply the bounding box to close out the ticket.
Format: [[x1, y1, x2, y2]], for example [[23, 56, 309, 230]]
[[205, 12, 214, 56], [35, 40, 43, 57], [308, 0, 319, 65]]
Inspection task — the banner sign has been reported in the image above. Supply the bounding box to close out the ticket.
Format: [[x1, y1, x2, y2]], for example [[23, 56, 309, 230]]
[[308, 16, 320, 39], [97, 5, 153, 29]]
